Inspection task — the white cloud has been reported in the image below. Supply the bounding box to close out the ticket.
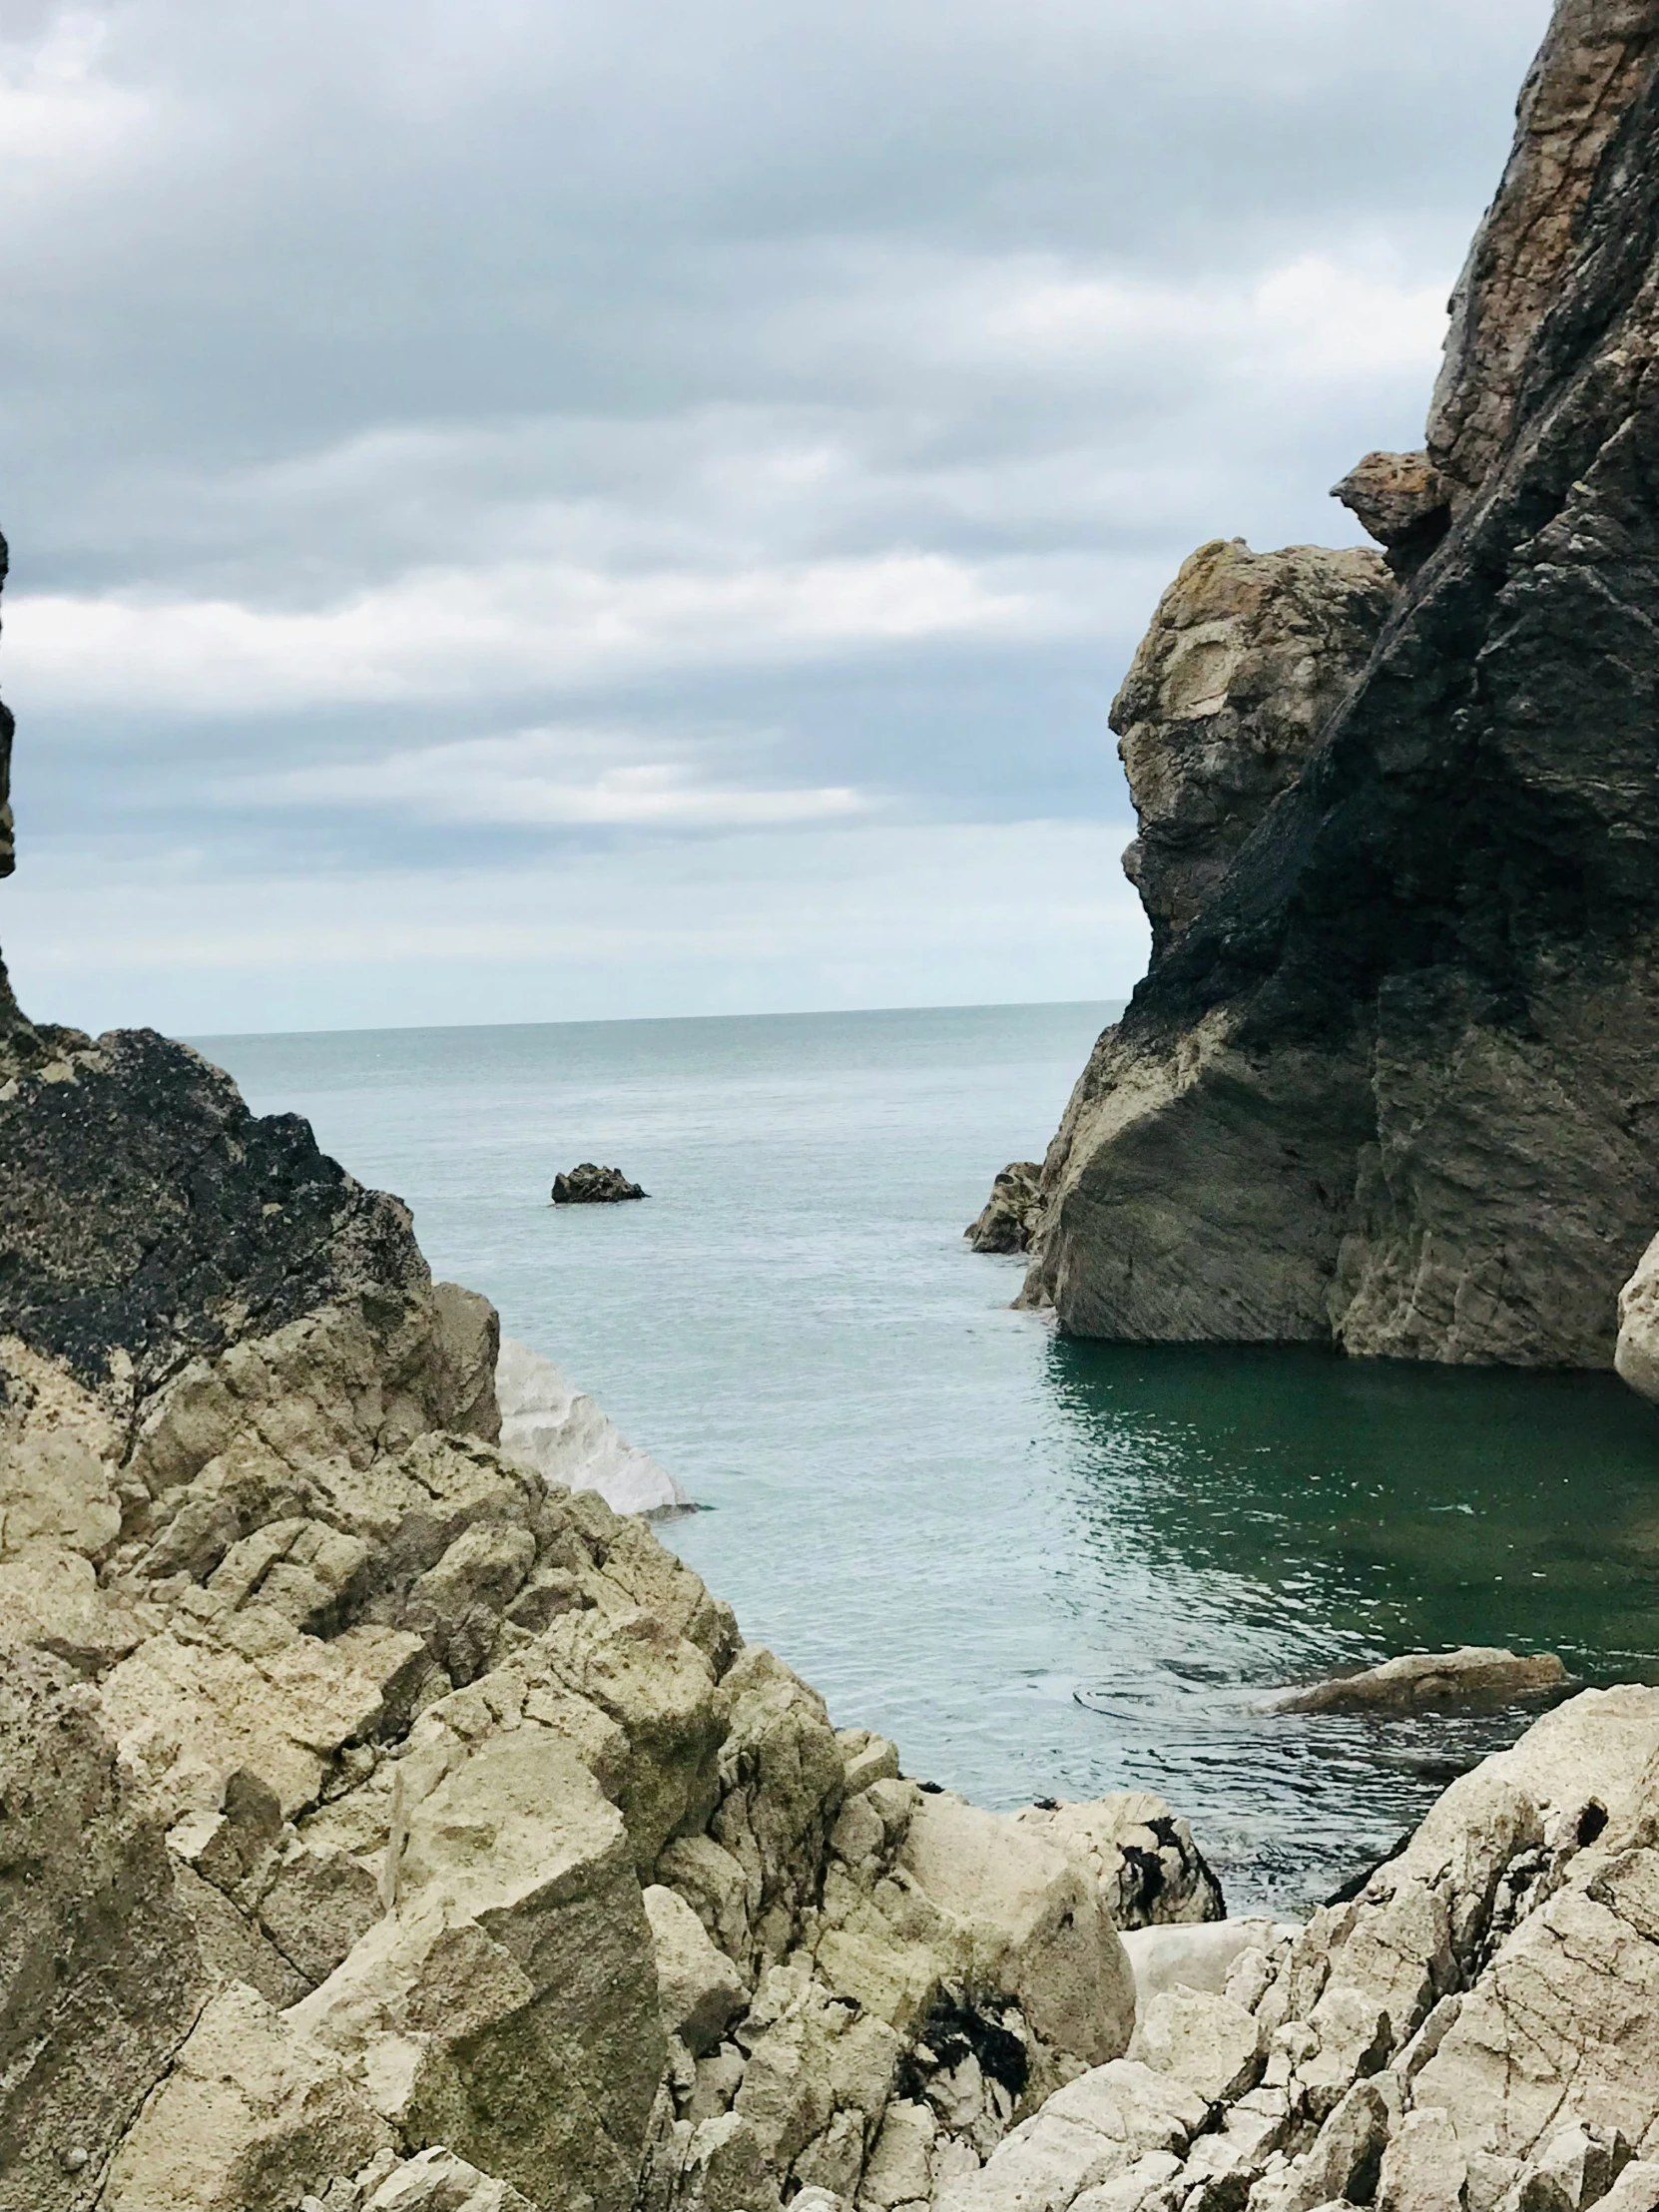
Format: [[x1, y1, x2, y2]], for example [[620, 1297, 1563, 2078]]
[[0, 12, 156, 179], [7, 551, 1052, 715], [240, 727, 866, 830]]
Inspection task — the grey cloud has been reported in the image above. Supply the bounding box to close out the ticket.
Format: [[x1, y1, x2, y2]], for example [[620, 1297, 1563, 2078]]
[[0, 0, 1553, 1026]]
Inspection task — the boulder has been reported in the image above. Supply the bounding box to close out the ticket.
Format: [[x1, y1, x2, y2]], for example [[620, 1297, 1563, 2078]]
[[1329, 450, 1450, 576], [894, 1790, 1138, 2067], [1264, 1648, 1570, 1716], [1119, 1919, 1291, 2014], [1133, 1986, 1265, 2104], [363, 2146, 538, 2211], [551, 1164, 646, 1204], [931, 2061, 1206, 2212], [1016, 1792, 1226, 1928], [1107, 537, 1392, 959], [966, 1165, 1045, 1256]]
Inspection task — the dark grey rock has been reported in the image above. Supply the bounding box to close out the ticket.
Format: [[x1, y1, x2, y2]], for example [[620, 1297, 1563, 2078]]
[[551, 1163, 647, 1204]]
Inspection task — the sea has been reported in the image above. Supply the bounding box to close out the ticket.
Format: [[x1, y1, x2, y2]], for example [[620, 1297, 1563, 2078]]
[[199, 1000, 1659, 1917]]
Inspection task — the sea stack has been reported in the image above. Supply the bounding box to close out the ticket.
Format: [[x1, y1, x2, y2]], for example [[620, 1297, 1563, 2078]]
[[1002, 0, 1659, 1368], [551, 1162, 647, 1203]]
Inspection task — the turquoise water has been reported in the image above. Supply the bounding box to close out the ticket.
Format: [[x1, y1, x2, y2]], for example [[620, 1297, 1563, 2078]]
[[200, 1002, 1659, 1914]]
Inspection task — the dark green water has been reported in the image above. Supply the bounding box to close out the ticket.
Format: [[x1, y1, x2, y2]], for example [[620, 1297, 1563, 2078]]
[[202, 1002, 1659, 1915]]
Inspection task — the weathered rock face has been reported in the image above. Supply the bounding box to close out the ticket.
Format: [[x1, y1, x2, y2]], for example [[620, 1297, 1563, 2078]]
[[1109, 540, 1393, 961], [0, 1649, 208, 2212], [965, 1165, 1045, 1256], [1016, 0, 1659, 1368]]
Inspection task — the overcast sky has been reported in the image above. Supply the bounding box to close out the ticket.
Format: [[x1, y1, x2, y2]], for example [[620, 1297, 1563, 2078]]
[[0, 0, 1551, 1035]]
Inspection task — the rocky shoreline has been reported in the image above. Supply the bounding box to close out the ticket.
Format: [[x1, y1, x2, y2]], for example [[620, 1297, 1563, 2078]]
[[6, 6, 1659, 2211]]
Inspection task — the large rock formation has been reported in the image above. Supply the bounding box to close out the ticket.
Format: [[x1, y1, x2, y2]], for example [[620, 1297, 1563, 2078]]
[[1008, 0, 1659, 1367]]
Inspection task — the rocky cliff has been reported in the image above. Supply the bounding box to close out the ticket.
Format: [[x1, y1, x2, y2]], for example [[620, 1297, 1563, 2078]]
[[1010, 0, 1659, 1367]]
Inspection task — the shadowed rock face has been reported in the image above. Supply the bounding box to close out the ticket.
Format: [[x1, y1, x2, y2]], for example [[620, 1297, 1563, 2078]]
[[1018, 0, 1659, 1368]]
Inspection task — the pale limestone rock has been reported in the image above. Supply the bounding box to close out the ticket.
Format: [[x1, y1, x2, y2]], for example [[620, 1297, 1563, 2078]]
[[1108, 537, 1391, 957], [1264, 1649, 1568, 1716], [1263, 2076, 1398, 2212], [291, 1730, 664, 2212], [859, 2098, 938, 2209], [363, 2145, 537, 2212], [733, 1963, 900, 2177], [0, 1649, 207, 2212], [260, 1838, 384, 1985], [99, 1621, 425, 1824], [1616, 1233, 1659, 1403], [0, 1544, 150, 1672], [711, 1643, 846, 1972], [531, 1601, 726, 1875], [687, 2042, 748, 2126], [496, 1336, 690, 1517], [102, 1982, 391, 2212], [1121, 1920, 1289, 2013], [965, 1165, 1045, 1257], [895, 1791, 1138, 2067], [1015, 1792, 1225, 1929], [1409, 1848, 1659, 2160], [0, 1428, 119, 1558], [1516, 2123, 1634, 2212], [1069, 2150, 1185, 2212], [1377, 2107, 1467, 2212], [837, 1727, 901, 1796], [1134, 1987, 1265, 2104], [645, 1883, 749, 2055], [1591, 2160, 1659, 2212], [675, 2110, 784, 2212], [934, 2061, 1206, 2212], [657, 1831, 754, 1966], [1330, 451, 1449, 574]]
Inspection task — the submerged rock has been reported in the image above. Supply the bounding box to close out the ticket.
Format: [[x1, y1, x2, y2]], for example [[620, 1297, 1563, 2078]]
[[552, 1163, 647, 1204], [965, 1164, 1044, 1255], [1263, 1646, 1571, 1716], [1017, 0, 1659, 1368]]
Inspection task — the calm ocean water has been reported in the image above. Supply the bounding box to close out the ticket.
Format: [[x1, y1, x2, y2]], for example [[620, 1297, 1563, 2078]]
[[200, 1001, 1659, 1915]]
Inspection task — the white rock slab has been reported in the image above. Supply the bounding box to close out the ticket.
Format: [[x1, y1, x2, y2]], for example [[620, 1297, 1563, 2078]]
[[495, 1337, 693, 1517]]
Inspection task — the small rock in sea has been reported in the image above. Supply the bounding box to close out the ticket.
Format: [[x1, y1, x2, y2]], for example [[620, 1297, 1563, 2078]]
[[1262, 1644, 1570, 1717], [965, 1161, 1043, 1254], [550, 1162, 646, 1204]]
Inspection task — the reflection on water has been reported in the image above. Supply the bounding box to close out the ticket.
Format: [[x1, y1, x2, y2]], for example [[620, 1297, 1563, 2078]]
[[202, 1005, 1659, 1919], [1044, 1341, 1659, 1908]]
